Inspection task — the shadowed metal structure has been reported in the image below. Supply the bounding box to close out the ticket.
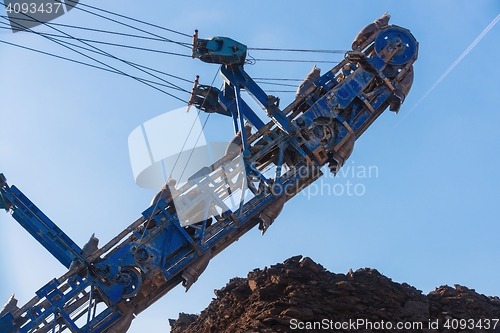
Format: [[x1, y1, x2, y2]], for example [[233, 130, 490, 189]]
[[0, 14, 417, 333]]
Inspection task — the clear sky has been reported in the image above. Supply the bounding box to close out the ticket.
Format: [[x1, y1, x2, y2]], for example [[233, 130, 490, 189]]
[[1, 1, 499, 332]]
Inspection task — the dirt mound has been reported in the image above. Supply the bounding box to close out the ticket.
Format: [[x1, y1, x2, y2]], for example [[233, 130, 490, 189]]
[[169, 256, 500, 332]]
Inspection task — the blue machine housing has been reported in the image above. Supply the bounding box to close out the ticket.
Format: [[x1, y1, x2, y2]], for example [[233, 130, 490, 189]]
[[192, 34, 247, 66]]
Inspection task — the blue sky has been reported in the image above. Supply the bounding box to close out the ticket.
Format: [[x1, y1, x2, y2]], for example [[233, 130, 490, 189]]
[[1, 1, 499, 332]]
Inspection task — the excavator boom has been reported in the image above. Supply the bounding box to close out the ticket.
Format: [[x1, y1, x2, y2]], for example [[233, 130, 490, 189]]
[[0, 15, 417, 333]]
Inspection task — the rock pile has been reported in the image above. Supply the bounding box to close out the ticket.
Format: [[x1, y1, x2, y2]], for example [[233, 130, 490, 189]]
[[170, 256, 500, 332]]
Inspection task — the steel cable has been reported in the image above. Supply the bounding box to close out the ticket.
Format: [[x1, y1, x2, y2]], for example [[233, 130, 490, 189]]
[[0, 11, 189, 103]]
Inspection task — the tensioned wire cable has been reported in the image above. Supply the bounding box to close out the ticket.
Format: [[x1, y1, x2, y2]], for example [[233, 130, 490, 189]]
[[1, 1, 346, 100], [169, 68, 220, 181], [4, 4, 347, 55], [3, 6, 346, 54], [3, 18, 341, 65], [0, 6, 190, 102], [2, 10, 201, 219], [65, 0, 191, 38], [0, 21, 322, 101], [178, 57, 274, 182], [147, 69, 220, 221], [253, 78, 302, 81], [254, 81, 299, 88], [0, 15, 191, 47], [2, 21, 189, 101], [0, 19, 191, 57], [63, 0, 192, 47], [248, 47, 346, 53], [0, 22, 192, 93], [0, 22, 192, 85], [3, 2, 347, 67], [5, 4, 344, 54], [2, 18, 343, 63], [177, 107, 213, 183], [3, 15, 190, 93], [0, 37, 190, 92], [252, 58, 339, 64]]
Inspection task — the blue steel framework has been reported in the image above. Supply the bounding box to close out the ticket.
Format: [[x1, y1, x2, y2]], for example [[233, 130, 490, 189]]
[[0, 20, 417, 333]]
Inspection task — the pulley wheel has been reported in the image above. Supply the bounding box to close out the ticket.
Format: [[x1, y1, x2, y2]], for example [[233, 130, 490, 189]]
[[374, 27, 417, 66]]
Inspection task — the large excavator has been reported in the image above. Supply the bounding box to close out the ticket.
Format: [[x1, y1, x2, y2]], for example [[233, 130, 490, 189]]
[[0, 13, 417, 333]]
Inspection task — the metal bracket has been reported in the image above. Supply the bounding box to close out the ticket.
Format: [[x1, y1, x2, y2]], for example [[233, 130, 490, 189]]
[[192, 31, 247, 65]]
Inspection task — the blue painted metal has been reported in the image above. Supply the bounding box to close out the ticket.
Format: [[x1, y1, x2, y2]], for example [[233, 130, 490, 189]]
[[192, 36, 247, 65], [374, 27, 417, 65], [0, 22, 418, 333], [0, 175, 84, 269], [220, 65, 291, 134], [233, 86, 251, 157]]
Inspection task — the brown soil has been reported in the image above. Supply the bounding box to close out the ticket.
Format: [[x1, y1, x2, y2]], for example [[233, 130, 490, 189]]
[[169, 256, 500, 333]]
